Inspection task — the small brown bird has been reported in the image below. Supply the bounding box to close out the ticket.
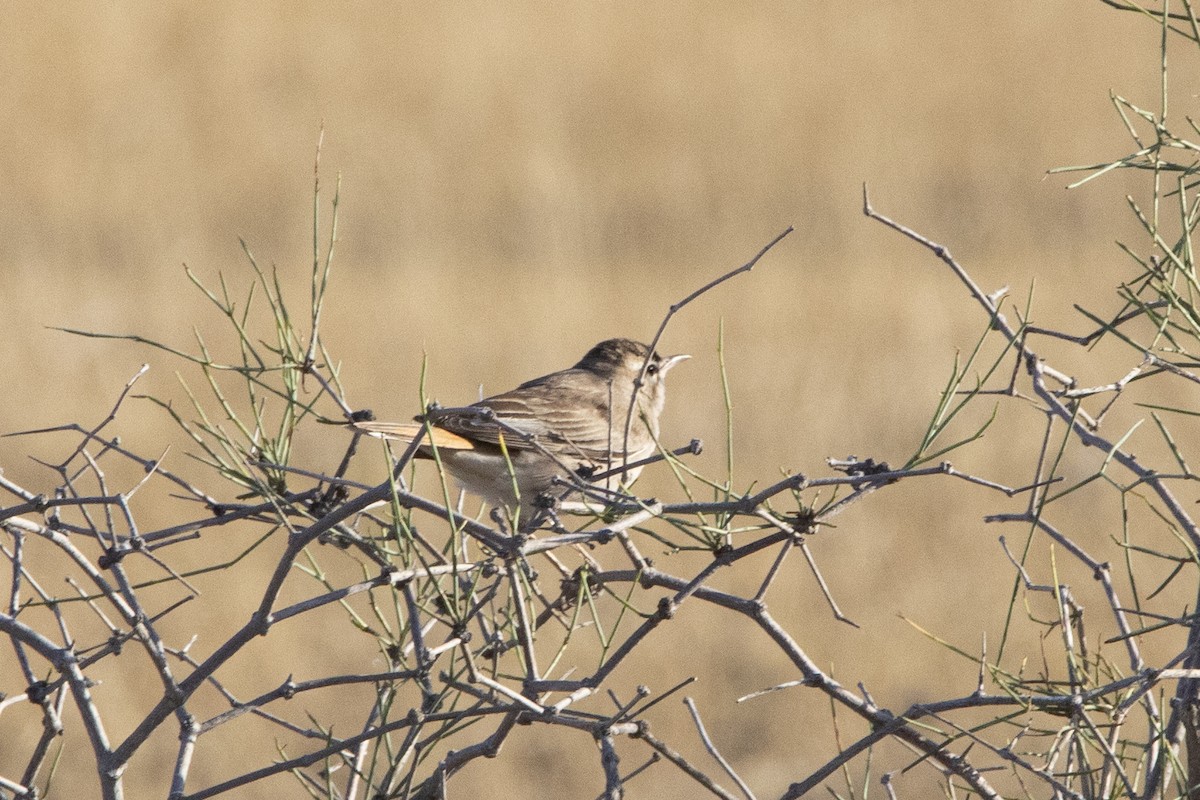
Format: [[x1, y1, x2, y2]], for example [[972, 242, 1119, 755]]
[[354, 338, 689, 520]]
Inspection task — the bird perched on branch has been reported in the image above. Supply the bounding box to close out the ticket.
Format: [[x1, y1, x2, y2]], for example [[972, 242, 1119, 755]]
[[353, 338, 689, 522]]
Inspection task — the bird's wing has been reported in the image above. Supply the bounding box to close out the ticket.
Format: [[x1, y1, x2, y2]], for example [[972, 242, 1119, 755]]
[[425, 402, 559, 452], [430, 373, 637, 462]]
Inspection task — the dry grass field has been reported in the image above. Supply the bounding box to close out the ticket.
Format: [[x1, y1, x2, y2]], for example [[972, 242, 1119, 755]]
[[2, 3, 1194, 798]]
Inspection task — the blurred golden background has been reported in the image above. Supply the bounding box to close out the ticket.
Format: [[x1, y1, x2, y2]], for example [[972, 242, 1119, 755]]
[[0, 3, 1184, 798]]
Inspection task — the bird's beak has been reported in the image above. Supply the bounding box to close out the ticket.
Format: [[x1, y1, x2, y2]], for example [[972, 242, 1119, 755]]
[[660, 354, 691, 374]]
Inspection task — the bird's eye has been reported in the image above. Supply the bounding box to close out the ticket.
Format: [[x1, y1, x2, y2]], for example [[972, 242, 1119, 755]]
[[646, 363, 659, 376]]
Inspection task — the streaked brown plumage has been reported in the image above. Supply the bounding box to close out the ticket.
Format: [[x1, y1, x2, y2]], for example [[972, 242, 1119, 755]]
[[354, 338, 688, 519]]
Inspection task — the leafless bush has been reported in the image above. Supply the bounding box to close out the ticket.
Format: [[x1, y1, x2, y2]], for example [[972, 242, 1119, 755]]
[[6, 5, 1200, 799]]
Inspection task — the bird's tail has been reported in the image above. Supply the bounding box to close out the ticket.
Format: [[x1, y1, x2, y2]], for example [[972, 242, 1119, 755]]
[[351, 420, 477, 450]]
